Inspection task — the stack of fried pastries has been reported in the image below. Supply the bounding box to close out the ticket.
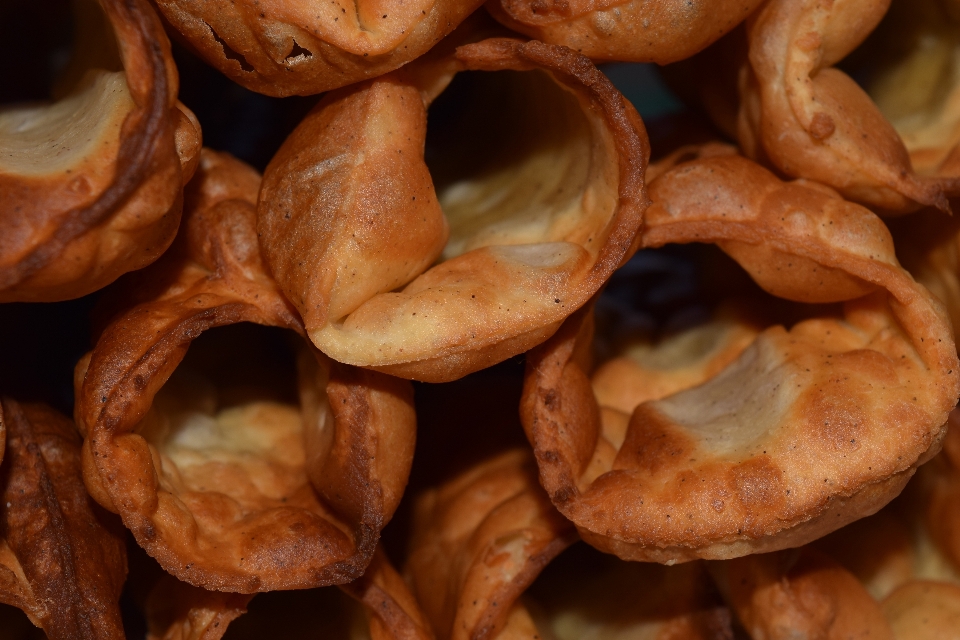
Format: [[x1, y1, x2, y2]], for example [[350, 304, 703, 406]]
[[6, 0, 960, 637]]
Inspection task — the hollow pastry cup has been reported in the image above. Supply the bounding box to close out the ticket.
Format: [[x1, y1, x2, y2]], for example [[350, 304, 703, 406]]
[[0, 398, 128, 640], [146, 546, 432, 640], [486, 0, 763, 64], [75, 149, 417, 592], [258, 37, 648, 383], [405, 448, 734, 639], [150, 0, 486, 97], [0, 0, 201, 302], [737, 0, 960, 214], [522, 149, 960, 563]]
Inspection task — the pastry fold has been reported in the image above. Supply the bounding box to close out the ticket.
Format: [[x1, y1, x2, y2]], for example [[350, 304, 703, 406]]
[[151, 0, 485, 96], [0, 398, 127, 640], [522, 151, 960, 563], [405, 449, 734, 639], [486, 0, 764, 64], [0, 0, 201, 302], [738, 0, 960, 213], [75, 150, 417, 592], [258, 37, 648, 382]]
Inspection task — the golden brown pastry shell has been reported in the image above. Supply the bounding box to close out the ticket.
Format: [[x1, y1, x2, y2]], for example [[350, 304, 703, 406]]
[[75, 150, 417, 592], [0, 398, 127, 640], [151, 0, 485, 96], [258, 37, 648, 383], [0, 0, 201, 302], [522, 152, 960, 563]]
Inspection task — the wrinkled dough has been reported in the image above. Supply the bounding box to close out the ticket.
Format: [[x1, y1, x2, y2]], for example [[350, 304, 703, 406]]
[[139, 370, 309, 514], [439, 71, 605, 260], [0, 71, 133, 176]]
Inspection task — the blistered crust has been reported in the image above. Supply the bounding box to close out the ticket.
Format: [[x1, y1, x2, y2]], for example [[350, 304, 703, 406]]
[[522, 153, 960, 563], [0, 0, 200, 302], [487, 0, 762, 64], [75, 150, 416, 592], [405, 450, 576, 640], [258, 37, 648, 382], [738, 0, 960, 213], [151, 0, 485, 96], [0, 399, 127, 640]]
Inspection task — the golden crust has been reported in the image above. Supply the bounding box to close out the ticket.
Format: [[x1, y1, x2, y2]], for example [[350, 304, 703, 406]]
[[0, 0, 201, 302], [405, 449, 577, 640], [922, 409, 960, 574], [486, 0, 763, 64], [716, 548, 895, 639], [151, 0, 486, 97], [738, 0, 960, 213], [75, 150, 417, 592], [0, 399, 127, 640], [522, 153, 960, 563], [258, 37, 648, 382]]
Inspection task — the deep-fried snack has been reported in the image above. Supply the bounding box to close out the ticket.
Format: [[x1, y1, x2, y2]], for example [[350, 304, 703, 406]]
[[714, 548, 895, 639], [0, 0, 201, 302], [882, 580, 960, 639], [738, 0, 960, 213], [405, 449, 733, 639], [150, 0, 486, 97], [0, 398, 127, 640], [921, 409, 960, 573], [75, 150, 417, 592], [486, 0, 763, 64], [851, 0, 960, 178], [258, 37, 647, 382], [146, 575, 252, 640], [522, 151, 960, 563]]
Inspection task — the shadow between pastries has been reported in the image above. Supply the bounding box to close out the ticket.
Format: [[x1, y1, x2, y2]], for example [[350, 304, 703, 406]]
[[0, 0, 202, 302], [258, 37, 648, 383], [0, 398, 128, 640], [151, 0, 486, 97], [74, 150, 417, 592], [145, 547, 432, 640], [405, 449, 734, 640], [737, 0, 960, 214], [486, 0, 763, 64], [522, 150, 960, 563]]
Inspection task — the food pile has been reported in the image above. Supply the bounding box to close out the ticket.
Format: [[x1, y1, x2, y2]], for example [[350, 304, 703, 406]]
[[2, 0, 960, 637]]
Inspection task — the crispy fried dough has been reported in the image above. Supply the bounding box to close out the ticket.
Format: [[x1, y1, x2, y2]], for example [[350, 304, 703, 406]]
[[921, 409, 960, 574], [0, 398, 127, 640], [486, 0, 762, 64], [852, 0, 960, 178], [882, 580, 960, 639], [406, 450, 577, 640], [715, 548, 895, 639], [0, 0, 200, 302], [75, 150, 416, 592], [406, 449, 734, 640], [738, 0, 960, 213], [146, 576, 252, 640], [258, 38, 647, 382], [522, 153, 960, 563], [151, 0, 486, 97]]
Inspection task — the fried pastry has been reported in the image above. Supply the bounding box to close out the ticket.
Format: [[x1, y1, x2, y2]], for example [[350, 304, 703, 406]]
[[0, 398, 127, 640], [486, 0, 763, 64], [713, 548, 896, 640], [150, 0, 486, 97], [74, 150, 417, 592], [738, 0, 960, 213], [258, 37, 648, 382], [146, 575, 252, 640], [0, 0, 201, 302], [882, 580, 960, 639], [850, 0, 960, 178], [405, 449, 733, 639], [522, 151, 960, 563]]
